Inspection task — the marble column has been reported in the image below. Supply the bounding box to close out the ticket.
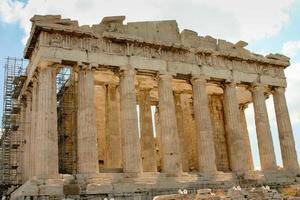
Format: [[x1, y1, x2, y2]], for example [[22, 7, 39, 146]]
[[23, 94, 32, 181], [192, 77, 217, 173], [94, 84, 106, 169], [119, 68, 142, 173], [77, 67, 99, 174], [155, 107, 162, 172], [106, 84, 122, 168], [29, 79, 37, 178], [209, 95, 230, 172], [20, 104, 26, 183], [174, 92, 189, 172], [251, 84, 277, 170], [273, 87, 299, 170], [158, 74, 182, 174], [239, 104, 254, 171], [222, 82, 248, 172], [35, 65, 59, 178], [139, 89, 157, 172]]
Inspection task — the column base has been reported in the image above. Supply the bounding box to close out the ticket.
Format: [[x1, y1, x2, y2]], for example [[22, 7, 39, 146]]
[[8, 171, 300, 200]]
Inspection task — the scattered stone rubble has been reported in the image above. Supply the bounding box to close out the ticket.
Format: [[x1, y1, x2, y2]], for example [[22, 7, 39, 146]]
[[152, 186, 300, 200]]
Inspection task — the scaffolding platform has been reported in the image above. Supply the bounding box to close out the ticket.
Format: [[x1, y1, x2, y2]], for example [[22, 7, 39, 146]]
[[0, 57, 26, 187]]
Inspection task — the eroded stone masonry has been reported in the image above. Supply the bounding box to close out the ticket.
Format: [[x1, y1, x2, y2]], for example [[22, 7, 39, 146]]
[[8, 15, 300, 199]]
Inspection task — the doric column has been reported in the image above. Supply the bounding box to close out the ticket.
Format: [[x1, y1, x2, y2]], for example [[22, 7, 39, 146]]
[[94, 84, 106, 169], [105, 84, 122, 168], [273, 87, 299, 170], [158, 74, 182, 174], [119, 68, 142, 173], [139, 89, 157, 172], [155, 106, 162, 172], [35, 64, 59, 178], [209, 95, 230, 172], [251, 84, 277, 170], [222, 82, 248, 172], [174, 92, 189, 172], [192, 76, 217, 173], [19, 103, 26, 183], [239, 104, 254, 171], [29, 79, 37, 178], [77, 66, 99, 174], [23, 94, 32, 181]]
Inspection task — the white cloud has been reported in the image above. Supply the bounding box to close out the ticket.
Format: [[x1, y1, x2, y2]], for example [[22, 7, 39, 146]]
[[285, 62, 300, 124], [282, 41, 300, 58], [0, 0, 295, 44]]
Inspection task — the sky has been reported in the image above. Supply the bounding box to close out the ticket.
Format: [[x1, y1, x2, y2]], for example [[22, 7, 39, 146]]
[[0, 0, 300, 169]]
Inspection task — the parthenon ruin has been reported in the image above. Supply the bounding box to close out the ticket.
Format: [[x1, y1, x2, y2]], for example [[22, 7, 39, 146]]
[[1, 15, 299, 199]]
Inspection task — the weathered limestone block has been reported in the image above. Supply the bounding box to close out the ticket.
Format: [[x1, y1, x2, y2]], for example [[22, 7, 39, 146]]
[[208, 95, 230, 172], [153, 194, 190, 200], [222, 82, 248, 172], [35, 65, 59, 178], [106, 84, 122, 169], [196, 189, 221, 200], [251, 84, 277, 171], [226, 186, 248, 199], [77, 68, 99, 174], [139, 89, 157, 172], [119, 68, 142, 173], [158, 74, 182, 174], [192, 77, 217, 173]]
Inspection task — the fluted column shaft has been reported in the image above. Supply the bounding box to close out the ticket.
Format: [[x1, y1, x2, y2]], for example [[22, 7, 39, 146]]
[[251, 85, 277, 170], [106, 84, 122, 168], [174, 92, 189, 172], [158, 74, 182, 174], [77, 68, 99, 174], [273, 87, 299, 170], [155, 107, 162, 171], [223, 82, 248, 172], [239, 105, 254, 171], [119, 69, 142, 173], [19, 105, 26, 183], [35, 66, 59, 178], [24, 95, 32, 181], [192, 77, 217, 173], [29, 80, 37, 178], [139, 89, 157, 172]]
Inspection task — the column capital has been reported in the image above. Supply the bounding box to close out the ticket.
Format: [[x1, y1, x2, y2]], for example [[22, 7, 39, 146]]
[[219, 81, 236, 90], [158, 73, 173, 80], [191, 75, 208, 85], [249, 83, 267, 92], [74, 63, 93, 72], [272, 86, 286, 94], [120, 67, 136, 76], [38, 60, 60, 70]]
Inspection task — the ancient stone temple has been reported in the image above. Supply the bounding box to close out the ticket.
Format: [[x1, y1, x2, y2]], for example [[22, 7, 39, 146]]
[[8, 15, 300, 199]]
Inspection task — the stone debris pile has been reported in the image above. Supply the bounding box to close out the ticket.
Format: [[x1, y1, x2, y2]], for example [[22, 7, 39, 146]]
[[152, 186, 300, 200]]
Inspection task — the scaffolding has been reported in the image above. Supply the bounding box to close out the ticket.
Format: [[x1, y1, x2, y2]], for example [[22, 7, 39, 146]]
[[0, 57, 26, 187]]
